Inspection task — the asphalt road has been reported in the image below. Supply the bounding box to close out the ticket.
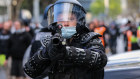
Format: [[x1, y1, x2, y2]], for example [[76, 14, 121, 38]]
[[104, 68, 140, 79], [0, 68, 7, 79]]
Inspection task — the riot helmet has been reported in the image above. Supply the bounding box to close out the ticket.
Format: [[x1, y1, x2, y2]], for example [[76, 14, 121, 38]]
[[41, 4, 53, 28], [46, 0, 89, 34]]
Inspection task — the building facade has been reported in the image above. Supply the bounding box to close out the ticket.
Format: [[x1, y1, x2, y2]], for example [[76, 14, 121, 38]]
[[0, 0, 11, 23]]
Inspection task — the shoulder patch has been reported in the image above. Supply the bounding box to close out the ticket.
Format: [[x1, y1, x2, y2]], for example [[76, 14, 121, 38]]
[[81, 32, 102, 44]]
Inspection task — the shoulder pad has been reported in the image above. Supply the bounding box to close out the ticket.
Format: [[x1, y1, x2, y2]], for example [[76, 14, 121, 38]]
[[39, 32, 52, 47], [81, 32, 102, 44]]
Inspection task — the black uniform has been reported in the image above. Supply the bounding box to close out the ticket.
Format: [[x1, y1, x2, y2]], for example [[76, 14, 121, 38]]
[[24, 0, 107, 79], [0, 30, 11, 59], [10, 32, 32, 60], [10, 31, 32, 77], [24, 30, 107, 79], [108, 22, 119, 54]]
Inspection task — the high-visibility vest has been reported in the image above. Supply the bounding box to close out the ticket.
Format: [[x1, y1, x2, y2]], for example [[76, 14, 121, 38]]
[[126, 28, 140, 51], [137, 26, 140, 39], [0, 54, 6, 66], [94, 27, 106, 46], [126, 30, 132, 51]]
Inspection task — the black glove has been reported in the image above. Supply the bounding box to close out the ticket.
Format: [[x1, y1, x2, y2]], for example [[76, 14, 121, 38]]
[[46, 33, 66, 60]]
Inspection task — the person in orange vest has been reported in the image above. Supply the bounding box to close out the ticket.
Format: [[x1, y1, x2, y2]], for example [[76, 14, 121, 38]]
[[126, 23, 140, 51], [92, 19, 109, 47], [122, 20, 131, 51], [88, 19, 110, 54], [137, 24, 140, 47]]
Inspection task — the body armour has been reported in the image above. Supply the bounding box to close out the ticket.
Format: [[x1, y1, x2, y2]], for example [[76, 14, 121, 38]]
[[24, 31, 107, 79]]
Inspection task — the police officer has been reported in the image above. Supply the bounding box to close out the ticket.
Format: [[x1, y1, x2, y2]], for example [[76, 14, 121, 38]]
[[24, 0, 107, 79], [28, 4, 53, 79]]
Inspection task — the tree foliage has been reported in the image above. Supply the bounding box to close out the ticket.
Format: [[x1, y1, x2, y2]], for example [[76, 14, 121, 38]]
[[109, 0, 121, 17], [90, 0, 104, 15], [90, 0, 121, 18]]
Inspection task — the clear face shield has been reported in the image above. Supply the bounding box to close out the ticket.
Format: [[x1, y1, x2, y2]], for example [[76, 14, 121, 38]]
[[47, 3, 85, 38], [47, 3, 84, 27]]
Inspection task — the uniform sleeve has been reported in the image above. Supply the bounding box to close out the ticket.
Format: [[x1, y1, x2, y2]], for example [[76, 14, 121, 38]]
[[65, 38, 107, 70], [30, 39, 42, 57], [24, 47, 51, 78], [25, 32, 32, 46]]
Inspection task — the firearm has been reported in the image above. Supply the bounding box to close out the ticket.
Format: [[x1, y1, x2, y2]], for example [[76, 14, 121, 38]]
[[51, 33, 62, 45], [51, 24, 64, 45]]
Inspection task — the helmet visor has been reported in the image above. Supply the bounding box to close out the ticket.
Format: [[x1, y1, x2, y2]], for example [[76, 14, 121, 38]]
[[47, 3, 84, 26]]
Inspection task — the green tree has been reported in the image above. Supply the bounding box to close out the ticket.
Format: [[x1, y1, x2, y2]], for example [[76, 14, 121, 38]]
[[109, 0, 121, 17], [90, 0, 104, 16], [90, 0, 121, 18]]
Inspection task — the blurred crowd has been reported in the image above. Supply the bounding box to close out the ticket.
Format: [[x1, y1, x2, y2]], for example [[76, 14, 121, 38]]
[[88, 19, 140, 54], [0, 18, 140, 79], [0, 20, 42, 79]]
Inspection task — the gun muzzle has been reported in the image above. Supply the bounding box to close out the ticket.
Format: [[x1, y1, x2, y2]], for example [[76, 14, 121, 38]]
[[52, 37, 61, 45]]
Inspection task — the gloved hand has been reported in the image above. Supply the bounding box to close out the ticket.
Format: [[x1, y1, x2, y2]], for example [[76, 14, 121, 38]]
[[46, 33, 66, 60]]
